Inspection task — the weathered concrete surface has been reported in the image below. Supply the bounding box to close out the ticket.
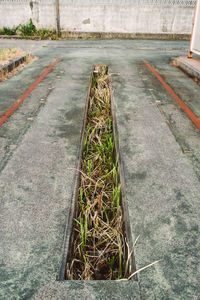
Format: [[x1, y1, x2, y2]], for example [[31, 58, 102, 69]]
[[60, 3, 194, 34], [0, 40, 200, 299], [174, 56, 200, 80], [0, 0, 195, 35], [111, 58, 200, 299]]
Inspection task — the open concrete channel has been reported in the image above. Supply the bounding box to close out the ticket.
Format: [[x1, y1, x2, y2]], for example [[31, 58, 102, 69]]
[[0, 39, 200, 299], [60, 65, 135, 281]]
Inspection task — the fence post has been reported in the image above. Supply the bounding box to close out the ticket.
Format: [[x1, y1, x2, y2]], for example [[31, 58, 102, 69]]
[[55, 0, 61, 37]]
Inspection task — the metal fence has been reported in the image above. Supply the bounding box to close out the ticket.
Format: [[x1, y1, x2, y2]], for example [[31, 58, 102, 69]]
[[0, 0, 196, 6]]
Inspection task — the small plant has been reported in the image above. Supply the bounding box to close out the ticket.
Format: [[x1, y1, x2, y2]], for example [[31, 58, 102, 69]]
[[74, 218, 85, 252], [37, 28, 57, 40], [108, 256, 115, 269], [37, 28, 50, 39], [19, 19, 36, 36], [84, 203, 88, 247], [113, 184, 121, 209], [80, 188, 84, 205], [0, 26, 18, 35], [87, 160, 92, 176], [83, 136, 87, 152]]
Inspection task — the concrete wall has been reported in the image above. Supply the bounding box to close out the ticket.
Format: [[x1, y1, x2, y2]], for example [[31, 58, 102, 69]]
[[0, 1, 56, 30], [0, 0, 195, 34]]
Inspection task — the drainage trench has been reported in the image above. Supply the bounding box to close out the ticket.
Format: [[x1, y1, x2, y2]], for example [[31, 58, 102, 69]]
[[59, 65, 135, 280]]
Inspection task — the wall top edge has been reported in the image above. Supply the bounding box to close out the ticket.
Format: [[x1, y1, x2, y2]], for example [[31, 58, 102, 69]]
[[0, 0, 196, 6]]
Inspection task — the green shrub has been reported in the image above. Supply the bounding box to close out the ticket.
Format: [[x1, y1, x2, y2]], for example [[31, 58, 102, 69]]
[[1, 26, 18, 35], [19, 19, 36, 36], [0, 20, 58, 39]]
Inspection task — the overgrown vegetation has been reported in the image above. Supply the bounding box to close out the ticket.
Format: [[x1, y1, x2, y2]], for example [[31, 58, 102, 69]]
[[0, 19, 57, 39], [66, 65, 130, 280], [36, 28, 56, 39], [19, 18, 36, 36], [0, 26, 18, 36], [0, 48, 36, 82], [0, 48, 26, 65]]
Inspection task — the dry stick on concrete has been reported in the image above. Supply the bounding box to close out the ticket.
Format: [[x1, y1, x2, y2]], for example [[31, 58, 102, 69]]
[[118, 259, 162, 281], [66, 65, 130, 280]]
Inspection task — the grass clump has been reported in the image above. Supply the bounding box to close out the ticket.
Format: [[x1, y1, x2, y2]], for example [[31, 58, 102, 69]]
[[0, 48, 26, 66], [0, 48, 37, 82], [36, 28, 57, 40], [66, 65, 130, 280], [0, 26, 18, 36]]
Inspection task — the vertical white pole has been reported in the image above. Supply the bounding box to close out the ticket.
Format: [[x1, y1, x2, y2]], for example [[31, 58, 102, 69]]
[[188, 0, 198, 58]]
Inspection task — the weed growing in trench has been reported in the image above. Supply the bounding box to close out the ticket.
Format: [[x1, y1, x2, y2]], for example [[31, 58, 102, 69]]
[[66, 65, 130, 280]]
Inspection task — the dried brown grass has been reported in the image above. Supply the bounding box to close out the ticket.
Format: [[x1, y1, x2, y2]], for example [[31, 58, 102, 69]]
[[0, 48, 26, 66], [0, 53, 37, 82], [66, 65, 130, 280]]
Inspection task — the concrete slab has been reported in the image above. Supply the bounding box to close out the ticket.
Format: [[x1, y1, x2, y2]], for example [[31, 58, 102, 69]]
[[0, 39, 200, 299], [0, 39, 48, 55], [140, 54, 200, 182], [174, 55, 200, 80]]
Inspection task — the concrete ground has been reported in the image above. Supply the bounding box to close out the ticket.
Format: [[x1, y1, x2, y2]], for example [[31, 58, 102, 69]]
[[0, 39, 200, 300], [174, 55, 200, 80]]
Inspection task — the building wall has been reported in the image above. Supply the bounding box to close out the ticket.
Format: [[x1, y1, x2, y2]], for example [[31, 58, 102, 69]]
[[0, 0, 195, 34]]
